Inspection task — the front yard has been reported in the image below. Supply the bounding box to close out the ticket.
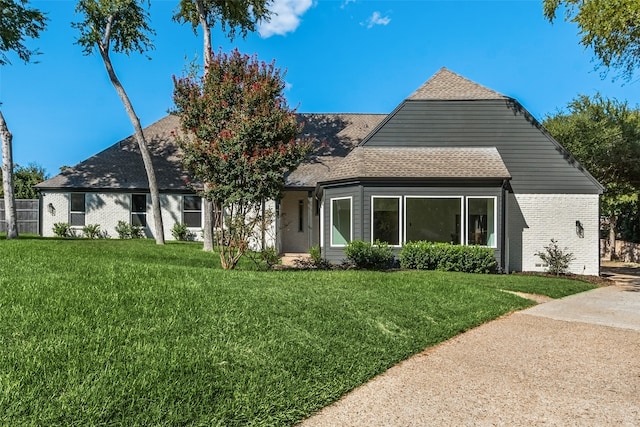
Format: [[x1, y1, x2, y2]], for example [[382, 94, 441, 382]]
[[0, 238, 597, 426]]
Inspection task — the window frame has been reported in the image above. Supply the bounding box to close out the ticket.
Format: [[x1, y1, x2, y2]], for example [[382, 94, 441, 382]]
[[370, 195, 402, 247], [403, 196, 464, 245], [330, 196, 352, 247], [69, 193, 86, 227], [182, 195, 203, 228], [131, 193, 148, 227], [465, 196, 498, 248]]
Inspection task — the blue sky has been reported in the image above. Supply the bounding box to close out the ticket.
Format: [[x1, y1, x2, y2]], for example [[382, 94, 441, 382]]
[[2, 0, 640, 176]]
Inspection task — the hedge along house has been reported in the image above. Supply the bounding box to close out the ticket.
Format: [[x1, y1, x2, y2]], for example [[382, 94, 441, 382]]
[[36, 68, 603, 275]]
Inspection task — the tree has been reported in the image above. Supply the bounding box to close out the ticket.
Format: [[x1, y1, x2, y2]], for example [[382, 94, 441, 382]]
[[0, 0, 47, 239], [173, 49, 309, 269], [543, 94, 640, 257], [0, 163, 48, 199], [73, 0, 165, 244], [543, 0, 640, 80], [173, 0, 272, 252]]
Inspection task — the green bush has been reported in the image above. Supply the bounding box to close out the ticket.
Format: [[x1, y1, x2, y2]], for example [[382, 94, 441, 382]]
[[344, 240, 395, 270], [82, 224, 105, 239], [171, 222, 195, 241], [294, 245, 332, 270], [115, 220, 145, 239], [535, 239, 575, 276], [399, 241, 497, 274], [52, 222, 75, 238], [260, 247, 281, 269]]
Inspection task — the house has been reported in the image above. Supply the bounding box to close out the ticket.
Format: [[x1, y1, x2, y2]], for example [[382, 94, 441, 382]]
[[36, 68, 603, 275]]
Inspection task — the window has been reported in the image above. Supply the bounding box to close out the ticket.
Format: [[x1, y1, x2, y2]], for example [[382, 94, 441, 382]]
[[183, 195, 202, 228], [331, 197, 351, 246], [372, 196, 401, 246], [131, 194, 147, 227], [405, 197, 462, 244], [298, 199, 304, 232], [70, 193, 86, 226], [467, 197, 496, 247]]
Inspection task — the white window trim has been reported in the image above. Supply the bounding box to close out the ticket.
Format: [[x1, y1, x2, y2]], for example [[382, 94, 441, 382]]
[[330, 196, 352, 247], [466, 196, 498, 248], [319, 199, 325, 249], [371, 195, 402, 247], [183, 195, 203, 229], [69, 193, 86, 228], [403, 196, 464, 245], [131, 193, 148, 227]]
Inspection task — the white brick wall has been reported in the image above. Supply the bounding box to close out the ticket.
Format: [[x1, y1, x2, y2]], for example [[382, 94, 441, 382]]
[[41, 192, 70, 236], [40, 191, 277, 248], [508, 193, 600, 276]]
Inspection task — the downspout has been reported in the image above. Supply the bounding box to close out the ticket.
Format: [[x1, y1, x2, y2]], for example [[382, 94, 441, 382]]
[[501, 180, 509, 274], [307, 190, 313, 251]]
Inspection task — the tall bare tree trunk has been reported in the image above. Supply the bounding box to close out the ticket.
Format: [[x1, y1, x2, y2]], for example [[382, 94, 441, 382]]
[[608, 214, 617, 260], [0, 109, 18, 239], [98, 47, 165, 244], [197, 0, 215, 252]]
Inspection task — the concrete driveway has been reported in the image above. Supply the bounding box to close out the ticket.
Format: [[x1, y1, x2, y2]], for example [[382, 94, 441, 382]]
[[300, 275, 640, 426]]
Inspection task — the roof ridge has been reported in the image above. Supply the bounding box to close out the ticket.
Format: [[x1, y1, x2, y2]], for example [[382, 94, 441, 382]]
[[408, 67, 507, 101]]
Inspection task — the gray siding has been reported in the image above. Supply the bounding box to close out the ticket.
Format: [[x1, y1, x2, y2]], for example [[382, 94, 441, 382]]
[[363, 100, 602, 194], [322, 184, 505, 267], [322, 185, 362, 262]]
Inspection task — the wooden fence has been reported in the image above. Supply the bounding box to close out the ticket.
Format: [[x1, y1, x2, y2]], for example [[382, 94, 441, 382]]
[[0, 199, 39, 234], [601, 239, 640, 263]]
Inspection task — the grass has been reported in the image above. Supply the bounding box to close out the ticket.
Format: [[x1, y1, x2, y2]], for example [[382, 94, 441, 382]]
[[0, 238, 598, 426]]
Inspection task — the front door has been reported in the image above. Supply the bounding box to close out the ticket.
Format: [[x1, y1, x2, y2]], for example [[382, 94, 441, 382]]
[[280, 191, 315, 253]]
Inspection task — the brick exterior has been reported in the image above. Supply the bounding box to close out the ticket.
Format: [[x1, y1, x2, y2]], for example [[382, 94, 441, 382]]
[[40, 191, 277, 247], [508, 194, 600, 276]]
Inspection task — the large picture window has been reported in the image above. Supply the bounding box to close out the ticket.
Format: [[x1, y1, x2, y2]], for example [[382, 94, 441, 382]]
[[467, 197, 496, 247], [405, 197, 462, 244], [131, 194, 147, 227], [331, 197, 351, 246], [372, 196, 401, 246], [183, 195, 202, 228], [70, 193, 86, 226]]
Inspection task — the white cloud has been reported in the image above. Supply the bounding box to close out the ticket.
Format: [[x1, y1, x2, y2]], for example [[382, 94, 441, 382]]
[[258, 0, 314, 38], [364, 11, 391, 29], [341, 0, 356, 9]]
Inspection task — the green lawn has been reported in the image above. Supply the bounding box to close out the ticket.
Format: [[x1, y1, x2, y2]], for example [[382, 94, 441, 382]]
[[0, 238, 597, 426]]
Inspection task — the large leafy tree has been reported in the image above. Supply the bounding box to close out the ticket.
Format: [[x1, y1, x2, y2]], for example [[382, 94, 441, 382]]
[[543, 0, 640, 80], [173, 49, 309, 269], [73, 0, 165, 244], [0, 0, 47, 239], [0, 163, 48, 199], [543, 94, 640, 256], [173, 0, 272, 252]]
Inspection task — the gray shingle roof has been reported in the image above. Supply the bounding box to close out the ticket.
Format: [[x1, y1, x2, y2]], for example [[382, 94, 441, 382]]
[[285, 113, 386, 187], [36, 113, 387, 191], [408, 67, 507, 100], [322, 147, 511, 183], [36, 68, 514, 192], [36, 115, 192, 191]]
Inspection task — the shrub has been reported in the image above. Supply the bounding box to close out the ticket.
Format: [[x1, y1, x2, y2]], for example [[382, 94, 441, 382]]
[[260, 247, 281, 269], [399, 241, 497, 274], [535, 239, 575, 276], [294, 245, 332, 270], [344, 240, 395, 270], [171, 222, 195, 241], [53, 222, 75, 238], [82, 224, 106, 239], [115, 220, 145, 239]]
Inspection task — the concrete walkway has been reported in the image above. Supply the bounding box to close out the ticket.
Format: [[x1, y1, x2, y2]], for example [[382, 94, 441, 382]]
[[300, 277, 640, 426]]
